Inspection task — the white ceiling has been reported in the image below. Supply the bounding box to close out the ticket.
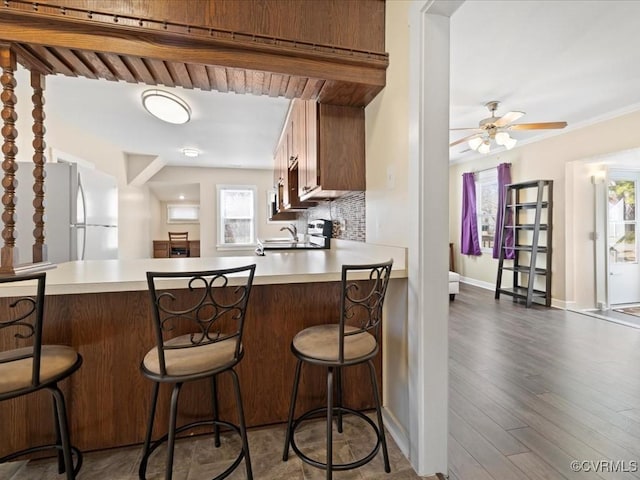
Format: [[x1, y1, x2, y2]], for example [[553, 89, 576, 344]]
[[18, 0, 640, 196], [450, 0, 640, 162], [35, 68, 290, 202], [43, 70, 291, 170]]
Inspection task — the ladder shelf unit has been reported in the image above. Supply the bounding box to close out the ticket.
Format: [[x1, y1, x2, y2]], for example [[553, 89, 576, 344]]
[[495, 180, 553, 307]]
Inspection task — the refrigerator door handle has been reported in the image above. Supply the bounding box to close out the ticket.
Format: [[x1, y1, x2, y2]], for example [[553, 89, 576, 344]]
[[73, 224, 87, 261], [77, 172, 87, 226]]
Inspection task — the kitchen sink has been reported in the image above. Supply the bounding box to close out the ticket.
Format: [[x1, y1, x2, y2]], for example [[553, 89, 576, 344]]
[[260, 237, 301, 244], [256, 235, 329, 254]]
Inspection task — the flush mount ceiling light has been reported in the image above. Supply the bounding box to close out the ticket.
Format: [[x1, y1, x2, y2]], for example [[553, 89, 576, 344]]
[[141, 89, 191, 124], [181, 148, 200, 158]]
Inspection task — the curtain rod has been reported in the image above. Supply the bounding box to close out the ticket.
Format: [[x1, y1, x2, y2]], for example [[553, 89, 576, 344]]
[[461, 162, 512, 176]]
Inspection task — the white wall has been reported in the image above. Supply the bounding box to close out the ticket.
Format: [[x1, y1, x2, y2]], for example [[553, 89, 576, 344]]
[[366, 1, 411, 248], [365, 0, 412, 451], [449, 109, 640, 308], [149, 166, 287, 257], [154, 201, 201, 240]]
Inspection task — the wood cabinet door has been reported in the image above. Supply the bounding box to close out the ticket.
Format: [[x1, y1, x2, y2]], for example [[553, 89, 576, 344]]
[[317, 103, 365, 191], [299, 100, 318, 197]]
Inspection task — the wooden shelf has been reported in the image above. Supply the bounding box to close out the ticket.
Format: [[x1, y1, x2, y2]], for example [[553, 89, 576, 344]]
[[495, 180, 553, 308]]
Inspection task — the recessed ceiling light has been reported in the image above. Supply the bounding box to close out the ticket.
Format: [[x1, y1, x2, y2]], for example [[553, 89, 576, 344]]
[[141, 89, 191, 124], [179, 194, 185, 200], [181, 148, 199, 158]]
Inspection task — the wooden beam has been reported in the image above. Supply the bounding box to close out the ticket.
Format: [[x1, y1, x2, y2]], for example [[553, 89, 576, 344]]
[[0, 14, 386, 88]]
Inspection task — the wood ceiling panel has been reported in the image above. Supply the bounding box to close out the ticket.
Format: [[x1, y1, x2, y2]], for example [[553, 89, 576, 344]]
[[300, 78, 324, 100], [15, 44, 331, 102], [12, 44, 54, 75], [269, 74, 283, 97], [75, 50, 117, 81], [145, 58, 175, 87], [55, 48, 97, 79], [124, 56, 156, 85], [229, 69, 245, 95], [100, 53, 137, 83], [261, 72, 272, 96], [186, 63, 210, 91], [166, 62, 193, 89], [211, 66, 228, 93], [28, 45, 76, 77], [284, 77, 302, 99], [278, 76, 290, 97], [249, 70, 264, 96]]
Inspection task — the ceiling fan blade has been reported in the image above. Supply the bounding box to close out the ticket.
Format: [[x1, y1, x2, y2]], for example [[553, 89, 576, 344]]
[[494, 111, 525, 127], [509, 121, 568, 130], [450, 133, 481, 147], [450, 127, 484, 131]]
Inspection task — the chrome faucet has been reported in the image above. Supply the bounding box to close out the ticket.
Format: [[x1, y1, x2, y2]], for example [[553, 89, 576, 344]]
[[280, 224, 298, 241]]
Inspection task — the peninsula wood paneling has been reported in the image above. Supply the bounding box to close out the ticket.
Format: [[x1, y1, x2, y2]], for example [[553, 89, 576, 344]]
[[0, 281, 383, 455]]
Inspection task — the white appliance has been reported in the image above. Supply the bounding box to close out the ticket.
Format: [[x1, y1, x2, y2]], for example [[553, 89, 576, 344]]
[[15, 162, 118, 264]]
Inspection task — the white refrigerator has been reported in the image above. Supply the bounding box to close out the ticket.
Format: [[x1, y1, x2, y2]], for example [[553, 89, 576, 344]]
[[15, 162, 118, 264]]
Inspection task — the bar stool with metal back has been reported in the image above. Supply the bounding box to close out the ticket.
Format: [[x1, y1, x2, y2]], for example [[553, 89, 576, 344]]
[[139, 264, 256, 480], [0, 272, 83, 479], [168, 232, 190, 257], [282, 259, 393, 480]]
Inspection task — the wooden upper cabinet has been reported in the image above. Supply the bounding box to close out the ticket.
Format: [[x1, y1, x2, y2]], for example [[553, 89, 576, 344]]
[[274, 99, 365, 205], [300, 103, 365, 201]]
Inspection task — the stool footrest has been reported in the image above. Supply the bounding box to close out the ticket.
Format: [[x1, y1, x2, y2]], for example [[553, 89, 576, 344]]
[[288, 407, 381, 472], [0, 444, 83, 476], [139, 419, 244, 480]]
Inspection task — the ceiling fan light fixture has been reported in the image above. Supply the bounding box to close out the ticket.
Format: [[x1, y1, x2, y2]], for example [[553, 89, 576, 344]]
[[141, 89, 191, 124], [468, 137, 483, 151], [478, 141, 491, 154], [494, 131, 511, 146], [503, 136, 517, 150]]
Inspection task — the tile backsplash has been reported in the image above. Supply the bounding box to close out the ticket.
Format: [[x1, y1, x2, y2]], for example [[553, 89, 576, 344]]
[[302, 191, 366, 242]]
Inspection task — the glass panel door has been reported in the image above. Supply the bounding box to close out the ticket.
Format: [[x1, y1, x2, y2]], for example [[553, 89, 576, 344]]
[[608, 173, 640, 304]]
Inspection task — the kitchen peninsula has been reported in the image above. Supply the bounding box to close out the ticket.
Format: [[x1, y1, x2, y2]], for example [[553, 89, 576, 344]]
[[0, 240, 406, 456]]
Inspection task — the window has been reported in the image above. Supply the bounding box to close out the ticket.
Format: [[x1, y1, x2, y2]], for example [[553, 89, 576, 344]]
[[167, 204, 199, 223], [476, 169, 499, 252], [217, 185, 257, 246]]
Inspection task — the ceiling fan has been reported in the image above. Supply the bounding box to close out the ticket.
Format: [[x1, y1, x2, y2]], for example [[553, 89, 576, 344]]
[[450, 101, 567, 154]]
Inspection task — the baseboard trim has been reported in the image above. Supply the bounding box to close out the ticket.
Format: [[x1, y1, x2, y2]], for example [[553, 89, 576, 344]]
[[460, 276, 493, 290], [460, 276, 565, 310], [382, 408, 409, 457]]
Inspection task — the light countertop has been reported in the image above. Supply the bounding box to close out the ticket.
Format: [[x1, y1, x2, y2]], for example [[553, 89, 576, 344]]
[[0, 240, 407, 296]]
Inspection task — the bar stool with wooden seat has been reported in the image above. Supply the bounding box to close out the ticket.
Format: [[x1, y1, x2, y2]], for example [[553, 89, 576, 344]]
[[139, 264, 256, 480], [168, 232, 190, 257], [0, 272, 83, 479], [282, 259, 393, 480]]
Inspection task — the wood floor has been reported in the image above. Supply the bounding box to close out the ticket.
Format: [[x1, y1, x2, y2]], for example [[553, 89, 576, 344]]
[[449, 283, 640, 480]]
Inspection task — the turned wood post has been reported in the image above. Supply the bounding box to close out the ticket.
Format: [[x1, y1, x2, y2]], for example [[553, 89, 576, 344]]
[[0, 45, 18, 274], [31, 72, 47, 263]]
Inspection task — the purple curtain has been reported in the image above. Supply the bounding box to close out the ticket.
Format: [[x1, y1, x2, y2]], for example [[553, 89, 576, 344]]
[[493, 163, 515, 259], [461, 172, 481, 256]]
